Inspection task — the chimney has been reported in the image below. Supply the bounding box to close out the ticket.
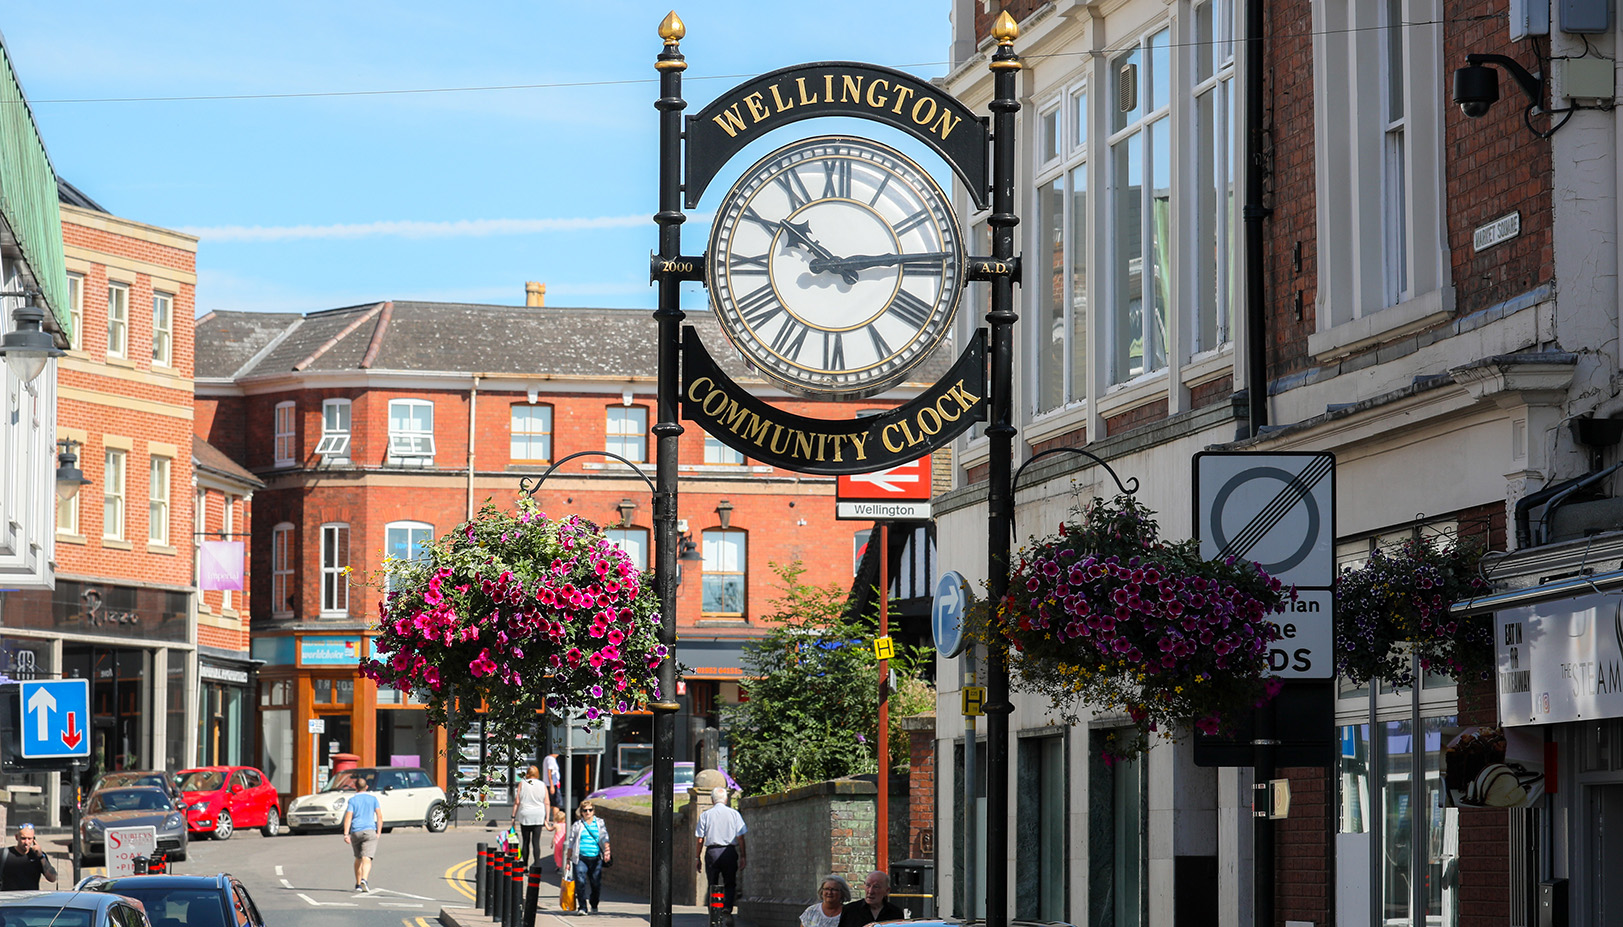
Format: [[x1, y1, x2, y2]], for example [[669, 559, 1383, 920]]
[[525, 281, 546, 307]]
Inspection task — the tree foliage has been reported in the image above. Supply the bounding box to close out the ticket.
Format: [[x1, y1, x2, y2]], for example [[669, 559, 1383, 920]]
[[722, 561, 934, 795]]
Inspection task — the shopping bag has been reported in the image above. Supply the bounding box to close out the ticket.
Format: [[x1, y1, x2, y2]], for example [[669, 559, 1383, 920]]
[[559, 878, 577, 912], [507, 826, 523, 859]]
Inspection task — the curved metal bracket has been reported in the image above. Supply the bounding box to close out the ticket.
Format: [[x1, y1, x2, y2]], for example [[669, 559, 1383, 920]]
[[518, 451, 657, 497], [1012, 447, 1140, 498]]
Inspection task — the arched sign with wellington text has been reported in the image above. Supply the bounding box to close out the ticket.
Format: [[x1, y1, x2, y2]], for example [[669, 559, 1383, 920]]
[[685, 62, 990, 210], [681, 326, 985, 475]]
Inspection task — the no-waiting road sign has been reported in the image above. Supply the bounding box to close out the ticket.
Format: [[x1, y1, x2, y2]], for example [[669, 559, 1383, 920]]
[[18, 679, 90, 760], [837, 455, 932, 520], [1194, 452, 1336, 588]]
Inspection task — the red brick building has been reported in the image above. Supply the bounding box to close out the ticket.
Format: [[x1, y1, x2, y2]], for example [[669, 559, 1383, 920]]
[[1, 183, 257, 828], [194, 296, 948, 802]]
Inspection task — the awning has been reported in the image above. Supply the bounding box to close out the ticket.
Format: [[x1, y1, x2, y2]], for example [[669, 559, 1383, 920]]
[[1451, 567, 1623, 616]]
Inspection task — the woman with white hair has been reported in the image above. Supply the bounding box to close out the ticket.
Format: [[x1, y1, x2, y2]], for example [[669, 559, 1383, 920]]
[[799, 875, 851, 927]]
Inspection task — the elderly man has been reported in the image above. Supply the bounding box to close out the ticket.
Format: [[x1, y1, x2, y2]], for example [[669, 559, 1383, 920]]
[[695, 786, 747, 925], [0, 825, 57, 891], [839, 871, 903, 927]]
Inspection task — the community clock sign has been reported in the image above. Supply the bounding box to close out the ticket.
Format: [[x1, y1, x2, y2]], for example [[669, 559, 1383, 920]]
[[660, 53, 1000, 474]]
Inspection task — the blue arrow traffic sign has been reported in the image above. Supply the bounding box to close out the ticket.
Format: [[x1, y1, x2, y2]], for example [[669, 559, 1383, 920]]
[[933, 571, 970, 658], [18, 679, 90, 760]]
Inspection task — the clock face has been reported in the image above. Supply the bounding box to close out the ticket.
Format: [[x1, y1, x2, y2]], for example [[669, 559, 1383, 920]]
[[706, 136, 964, 397]]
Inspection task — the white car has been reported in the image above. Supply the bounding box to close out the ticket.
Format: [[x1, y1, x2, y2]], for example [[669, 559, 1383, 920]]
[[286, 766, 449, 834]]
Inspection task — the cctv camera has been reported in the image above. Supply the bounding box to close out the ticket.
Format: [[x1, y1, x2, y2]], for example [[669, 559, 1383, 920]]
[[1453, 63, 1499, 118]]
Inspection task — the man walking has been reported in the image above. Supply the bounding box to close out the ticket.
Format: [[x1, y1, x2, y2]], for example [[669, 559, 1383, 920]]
[[340, 775, 382, 893], [543, 753, 562, 805], [0, 825, 57, 890], [839, 871, 902, 927], [694, 786, 747, 926]]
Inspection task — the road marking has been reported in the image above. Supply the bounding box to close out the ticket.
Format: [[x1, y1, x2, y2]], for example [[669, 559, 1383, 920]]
[[275, 866, 284, 876], [296, 893, 357, 908], [373, 887, 437, 901], [380, 903, 425, 909], [446, 858, 477, 901], [279, 879, 293, 889], [406, 918, 436, 927]]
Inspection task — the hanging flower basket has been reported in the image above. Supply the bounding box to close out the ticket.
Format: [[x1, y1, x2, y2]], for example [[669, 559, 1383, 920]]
[[984, 494, 1290, 757], [360, 497, 668, 805], [1333, 537, 1493, 687]]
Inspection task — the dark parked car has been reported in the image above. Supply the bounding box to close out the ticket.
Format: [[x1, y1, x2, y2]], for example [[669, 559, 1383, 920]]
[[79, 786, 188, 863], [585, 761, 739, 801], [91, 770, 182, 803], [0, 889, 150, 927], [78, 873, 266, 927], [178, 766, 283, 839]]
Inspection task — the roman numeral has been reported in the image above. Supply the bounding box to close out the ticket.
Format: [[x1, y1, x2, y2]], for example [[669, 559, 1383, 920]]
[[769, 317, 810, 358], [737, 285, 783, 329], [900, 259, 945, 277], [867, 324, 894, 359], [728, 252, 770, 275], [893, 209, 933, 236], [868, 173, 891, 207], [821, 160, 852, 199], [890, 289, 936, 330], [741, 207, 780, 236], [823, 332, 846, 370], [774, 170, 811, 209]]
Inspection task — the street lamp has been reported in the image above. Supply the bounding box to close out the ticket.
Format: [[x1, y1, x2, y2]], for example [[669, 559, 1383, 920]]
[[0, 290, 65, 385], [714, 499, 733, 530], [56, 438, 91, 502]]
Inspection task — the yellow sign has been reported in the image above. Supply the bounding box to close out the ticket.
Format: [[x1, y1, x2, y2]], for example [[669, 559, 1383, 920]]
[[872, 636, 895, 661], [962, 686, 986, 717]]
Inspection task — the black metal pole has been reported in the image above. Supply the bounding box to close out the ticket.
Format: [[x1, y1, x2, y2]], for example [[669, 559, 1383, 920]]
[[1242, 0, 1269, 438], [1252, 702, 1276, 927], [984, 14, 1021, 927], [70, 760, 82, 880], [652, 14, 689, 927], [524, 864, 542, 927], [476, 842, 489, 912]]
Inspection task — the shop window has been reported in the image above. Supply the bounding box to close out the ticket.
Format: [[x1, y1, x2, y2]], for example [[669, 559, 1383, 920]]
[[702, 529, 746, 616], [320, 523, 349, 616], [313, 678, 354, 706], [606, 406, 648, 463], [1090, 728, 1144, 927], [317, 399, 351, 461], [271, 523, 294, 618], [273, 401, 296, 467], [259, 679, 292, 707], [510, 404, 552, 462], [387, 399, 435, 465], [1017, 734, 1068, 920]]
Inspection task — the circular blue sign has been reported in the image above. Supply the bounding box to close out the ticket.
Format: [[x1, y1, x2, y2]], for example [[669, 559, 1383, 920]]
[[933, 571, 970, 658]]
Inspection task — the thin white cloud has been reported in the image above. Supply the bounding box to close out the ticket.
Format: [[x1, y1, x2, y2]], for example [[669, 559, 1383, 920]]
[[182, 215, 659, 243]]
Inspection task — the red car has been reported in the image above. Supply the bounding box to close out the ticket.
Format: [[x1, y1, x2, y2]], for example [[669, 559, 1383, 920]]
[[178, 766, 283, 839]]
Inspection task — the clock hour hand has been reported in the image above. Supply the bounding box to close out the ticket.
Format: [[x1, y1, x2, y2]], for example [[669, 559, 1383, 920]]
[[779, 219, 859, 284], [807, 251, 953, 275]]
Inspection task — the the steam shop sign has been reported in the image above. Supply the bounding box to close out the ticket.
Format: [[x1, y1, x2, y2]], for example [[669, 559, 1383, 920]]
[[1497, 592, 1623, 725]]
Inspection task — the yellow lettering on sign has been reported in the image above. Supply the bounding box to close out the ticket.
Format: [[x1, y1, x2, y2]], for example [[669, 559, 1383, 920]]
[[841, 75, 864, 104], [889, 85, 916, 115], [848, 432, 869, 460], [865, 78, 890, 109], [796, 77, 819, 106], [910, 96, 938, 128], [686, 376, 715, 402], [709, 106, 749, 139], [962, 685, 986, 717], [769, 83, 795, 113], [744, 91, 770, 122], [931, 110, 962, 140], [872, 636, 895, 661]]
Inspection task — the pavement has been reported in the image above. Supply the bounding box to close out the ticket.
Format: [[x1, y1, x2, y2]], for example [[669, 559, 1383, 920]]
[[438, 867, 736, 927]]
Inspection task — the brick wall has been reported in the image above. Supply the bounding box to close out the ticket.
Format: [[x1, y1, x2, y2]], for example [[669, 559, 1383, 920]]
[[736, 779, 880, 927], [1275, 765, 1331, 927], [971, 0, 1045, 45], [900, 715, 936, 862], [594, 794, 705, 906], [1261, 0, 1318, 381]]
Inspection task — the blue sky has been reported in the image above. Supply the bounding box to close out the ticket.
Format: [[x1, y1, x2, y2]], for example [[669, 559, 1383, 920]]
[[4, 1, 953, 316]]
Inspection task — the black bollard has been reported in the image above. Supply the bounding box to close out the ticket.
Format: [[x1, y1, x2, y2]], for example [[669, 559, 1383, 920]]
[[476, 843, 489, 913], [523, 864, 542, 927], [493, 853, 510, 924], [508, 856, 524, 927]]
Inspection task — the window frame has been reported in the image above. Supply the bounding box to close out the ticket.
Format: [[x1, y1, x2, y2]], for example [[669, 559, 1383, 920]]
[[221, 496, 235, 610], [316, 399, 352, 459], [148, 455, 171, 546], [106, 282, 129, 359], [271, 523, 294, 618], [103, 448, 126, 540], [703, 435, 745, 466], [1030, 77, 1090, 416], [319, 523, 350, 617], [606, 527, 649, 571], [384, 520, 435, 592], [273, 401, 297, 467], [66, 272, 84, 351], [152, 291, 174, 367], [701, 528, 747, 617], [606, 405, 649, 464], [387, 399, 436, 463], [510, 402, 553, 463], [56, 474, 79, 535], [1190, 0, 1240, 356]]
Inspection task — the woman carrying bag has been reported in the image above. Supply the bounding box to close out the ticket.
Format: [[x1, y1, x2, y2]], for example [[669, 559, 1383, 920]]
[[511, 765, 551, 866], [564, 800, 611, 915]]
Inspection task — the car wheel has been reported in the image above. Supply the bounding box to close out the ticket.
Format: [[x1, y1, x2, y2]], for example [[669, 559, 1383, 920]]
[[214, 809, 234, 840], [261, 807, 281, 837], [425, 801, 448, 833]]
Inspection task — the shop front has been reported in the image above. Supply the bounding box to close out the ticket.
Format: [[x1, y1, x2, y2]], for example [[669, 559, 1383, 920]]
[[197, 657, 255, 768], [0, 578, 193, 827]]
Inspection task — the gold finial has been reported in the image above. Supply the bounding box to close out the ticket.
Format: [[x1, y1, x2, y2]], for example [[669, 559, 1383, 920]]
[[659, 11, 686, 42], [992, 10, 1019, 45]]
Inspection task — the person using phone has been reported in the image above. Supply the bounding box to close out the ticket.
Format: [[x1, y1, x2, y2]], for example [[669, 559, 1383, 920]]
[[0, 824, 57, 891]]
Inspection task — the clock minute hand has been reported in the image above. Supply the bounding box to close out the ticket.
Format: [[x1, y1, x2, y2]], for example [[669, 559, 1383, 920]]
[[807, 251, 953, 275]]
